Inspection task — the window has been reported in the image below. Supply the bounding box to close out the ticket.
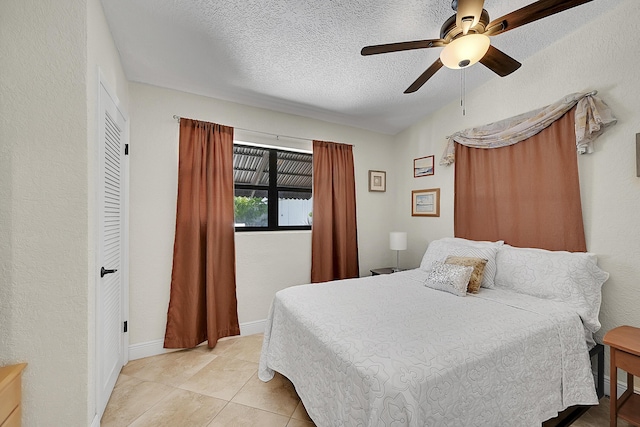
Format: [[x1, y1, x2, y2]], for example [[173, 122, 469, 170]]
[[233, 143, 312, 231]]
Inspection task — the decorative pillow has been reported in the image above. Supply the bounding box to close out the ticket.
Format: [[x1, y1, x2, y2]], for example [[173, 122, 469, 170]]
[[424, 261, 474, 297], [419, 238, 500, 288], [494, 245, 609, 333], [445, 256, 487, 293]]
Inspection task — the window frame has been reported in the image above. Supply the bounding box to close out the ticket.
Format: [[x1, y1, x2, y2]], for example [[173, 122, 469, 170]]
[[234, 144, 312, 232]]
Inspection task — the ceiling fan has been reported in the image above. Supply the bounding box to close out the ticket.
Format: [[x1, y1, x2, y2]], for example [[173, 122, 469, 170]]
[[361, 0, 593, 93]]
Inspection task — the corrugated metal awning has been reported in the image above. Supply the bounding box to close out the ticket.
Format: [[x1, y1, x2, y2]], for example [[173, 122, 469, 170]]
[[233, 145, 312, 199]]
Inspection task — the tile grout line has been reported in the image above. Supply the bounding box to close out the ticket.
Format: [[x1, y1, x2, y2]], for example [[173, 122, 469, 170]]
[[123, 378, 175, 427], [106, 334, 309, 426], [205, 398, 232, 426], [205, 339, 301, 424], [185, 350, 296, 426]]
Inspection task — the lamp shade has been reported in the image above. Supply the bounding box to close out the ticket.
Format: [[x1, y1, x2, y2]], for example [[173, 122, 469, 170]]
[[440, 34, 491, 69], [389, 232, 407, 251]]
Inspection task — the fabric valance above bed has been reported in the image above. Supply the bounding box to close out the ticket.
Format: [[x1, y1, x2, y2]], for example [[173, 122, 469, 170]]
[[440, 91, 617, 165]]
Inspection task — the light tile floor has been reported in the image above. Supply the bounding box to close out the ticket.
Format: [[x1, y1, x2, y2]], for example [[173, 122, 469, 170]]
[[103, 334, 626, 426], [102, 334, 313, 427]]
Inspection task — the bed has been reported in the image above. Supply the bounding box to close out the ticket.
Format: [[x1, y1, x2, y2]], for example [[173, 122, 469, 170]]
[[258, 238, 609, 426]]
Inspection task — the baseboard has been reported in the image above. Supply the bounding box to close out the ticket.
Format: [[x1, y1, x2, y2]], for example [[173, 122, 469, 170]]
[[603, 375, 639, 398], [128, 319, 267, 360], [128, 338, 173, 360], [89, 414, 100, 427], [239, 319, 267, 336]]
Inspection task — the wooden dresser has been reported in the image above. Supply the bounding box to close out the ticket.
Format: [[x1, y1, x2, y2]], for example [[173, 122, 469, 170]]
[[0, 363, 27, 427]]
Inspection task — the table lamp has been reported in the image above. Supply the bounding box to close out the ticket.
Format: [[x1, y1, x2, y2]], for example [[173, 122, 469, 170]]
[[390, 232, 407, 272]]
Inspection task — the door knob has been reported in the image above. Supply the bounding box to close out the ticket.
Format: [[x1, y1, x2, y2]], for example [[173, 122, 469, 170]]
[[101, 267, 118, 278]]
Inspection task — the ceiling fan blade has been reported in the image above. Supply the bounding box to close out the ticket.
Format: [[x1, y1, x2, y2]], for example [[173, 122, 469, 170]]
[[361, 39, 446, 56], [404, 59, 444, 94], [455, 0, 486, 34], [479, 45, 522, 77], [485, 0, 593, 36]]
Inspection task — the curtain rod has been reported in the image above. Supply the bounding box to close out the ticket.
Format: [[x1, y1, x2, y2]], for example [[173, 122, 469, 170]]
[[172, 115, 313, 143]]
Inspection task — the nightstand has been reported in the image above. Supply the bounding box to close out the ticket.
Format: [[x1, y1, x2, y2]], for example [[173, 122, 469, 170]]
[[603, 325, 640, 427], [370, 267, 396, 276]]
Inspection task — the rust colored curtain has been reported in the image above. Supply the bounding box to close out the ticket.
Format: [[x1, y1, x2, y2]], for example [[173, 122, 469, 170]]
[[311, 140, 359, 282], [164, 119, 240, 349], [454, 107, 587, 252]]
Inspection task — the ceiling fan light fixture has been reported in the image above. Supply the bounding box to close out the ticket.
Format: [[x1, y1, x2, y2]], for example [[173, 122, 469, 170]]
[[440, 34, 490, 69]]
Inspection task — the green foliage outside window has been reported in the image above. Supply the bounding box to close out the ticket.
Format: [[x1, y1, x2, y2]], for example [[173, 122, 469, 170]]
[[234, 196, 268, 226]]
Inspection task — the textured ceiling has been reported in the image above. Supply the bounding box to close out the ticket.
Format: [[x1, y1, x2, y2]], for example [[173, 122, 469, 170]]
[[101, 0, 619, 134]]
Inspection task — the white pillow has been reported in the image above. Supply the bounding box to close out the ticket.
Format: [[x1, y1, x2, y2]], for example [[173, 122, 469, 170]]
[[439, 237, 504, 247], [425, 261, 474, 297], [420, 238, 501, 288], [494, 245, 609, 333]]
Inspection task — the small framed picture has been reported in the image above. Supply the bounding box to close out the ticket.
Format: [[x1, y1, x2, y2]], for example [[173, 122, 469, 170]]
[[412, 188, 440, 217], [368, 170, 386, 192], [414, 155, 435, 177]]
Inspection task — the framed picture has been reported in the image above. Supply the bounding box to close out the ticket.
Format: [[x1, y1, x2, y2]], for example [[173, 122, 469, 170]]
[[368, 170, 386, 192], [412, 188, 440, 217], [414, 155, 435, 177]]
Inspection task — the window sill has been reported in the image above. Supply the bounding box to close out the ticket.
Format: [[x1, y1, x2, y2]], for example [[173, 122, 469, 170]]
[[234, 229, 312, 236]]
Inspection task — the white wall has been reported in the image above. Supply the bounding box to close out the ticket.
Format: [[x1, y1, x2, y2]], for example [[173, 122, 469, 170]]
[[128, 83, 395, 346], [0, 0, 129, 425], [2, 0, 636, 423], [392, 0, 640, 370], [0, 1, 90, 426]]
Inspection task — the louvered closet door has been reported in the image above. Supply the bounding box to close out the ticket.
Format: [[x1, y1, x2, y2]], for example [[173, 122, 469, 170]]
[[97, 77, 127, 418]]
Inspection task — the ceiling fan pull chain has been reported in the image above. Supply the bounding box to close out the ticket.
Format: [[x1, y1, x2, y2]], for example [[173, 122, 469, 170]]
[[464, 68, 466, 116], [460, 68, 466, 116], [460, 69, 463, 113]]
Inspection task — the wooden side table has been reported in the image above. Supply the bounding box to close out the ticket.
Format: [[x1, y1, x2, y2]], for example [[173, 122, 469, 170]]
[[604, 325, 640, 427], [370, 267, 396, 276]]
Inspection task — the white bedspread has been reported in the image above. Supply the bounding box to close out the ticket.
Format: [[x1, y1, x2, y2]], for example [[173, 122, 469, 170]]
[[258, 270, 598, 427]]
